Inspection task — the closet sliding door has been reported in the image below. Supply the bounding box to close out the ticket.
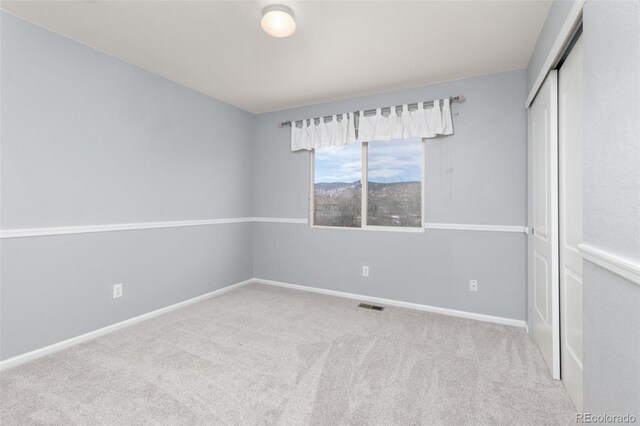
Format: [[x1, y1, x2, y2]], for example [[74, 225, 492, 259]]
[[529, 70, 560, 380], [559, 35, 583, 411]]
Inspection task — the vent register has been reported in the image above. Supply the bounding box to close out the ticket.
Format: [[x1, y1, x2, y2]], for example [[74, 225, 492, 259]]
[[357, 303, 385, 311]]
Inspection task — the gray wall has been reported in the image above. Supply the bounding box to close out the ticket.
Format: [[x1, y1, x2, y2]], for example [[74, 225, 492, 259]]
[[526, 0, 640, 415], [581, 0, 640, 415], [253, 70, 528, 320], [1, 225, 253, 359], [0, 13, 255, 360], [1, 13, 254, 227]]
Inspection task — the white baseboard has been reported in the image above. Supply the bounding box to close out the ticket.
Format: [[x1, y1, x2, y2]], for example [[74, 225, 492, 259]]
[[253, 278, 527, 329], [1, 277, 526, 371], [0, 279, 253, 371]]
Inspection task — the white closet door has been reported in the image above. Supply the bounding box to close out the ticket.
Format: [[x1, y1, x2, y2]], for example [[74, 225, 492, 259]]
[[530, 70, 560, 380], [559, 35, 583, 410]]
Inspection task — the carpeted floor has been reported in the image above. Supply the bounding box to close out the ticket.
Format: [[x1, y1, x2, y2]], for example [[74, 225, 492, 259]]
[[0, 283, 576, 425]]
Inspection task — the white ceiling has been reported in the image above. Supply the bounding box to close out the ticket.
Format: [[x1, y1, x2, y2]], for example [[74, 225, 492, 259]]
[[2, 1, 551, 113]]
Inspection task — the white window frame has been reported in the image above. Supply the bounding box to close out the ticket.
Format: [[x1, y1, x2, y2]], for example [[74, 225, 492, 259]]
[[309, 140, 425, 233]]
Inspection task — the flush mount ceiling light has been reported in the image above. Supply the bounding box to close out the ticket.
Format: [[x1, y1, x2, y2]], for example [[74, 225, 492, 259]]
[[261, 4, 296, 38]]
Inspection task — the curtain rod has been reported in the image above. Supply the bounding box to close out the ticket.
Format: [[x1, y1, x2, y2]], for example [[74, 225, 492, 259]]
[[279, 95, 465, 127]]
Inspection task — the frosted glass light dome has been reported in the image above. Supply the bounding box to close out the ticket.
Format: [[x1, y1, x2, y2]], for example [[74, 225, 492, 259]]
[[261, 5, 296, 38]]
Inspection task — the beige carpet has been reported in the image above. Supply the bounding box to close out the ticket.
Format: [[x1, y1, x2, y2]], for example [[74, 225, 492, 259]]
[[0, 283, 576, 425]]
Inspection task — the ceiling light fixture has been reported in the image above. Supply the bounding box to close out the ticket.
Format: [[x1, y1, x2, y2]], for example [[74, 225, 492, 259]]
[[261, 4, 296, 38]]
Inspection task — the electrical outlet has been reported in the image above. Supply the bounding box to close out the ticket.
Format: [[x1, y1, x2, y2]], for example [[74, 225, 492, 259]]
[[362, 266, 369, 277], [469, 280, 478, 292], [113, 283, 123, 299]]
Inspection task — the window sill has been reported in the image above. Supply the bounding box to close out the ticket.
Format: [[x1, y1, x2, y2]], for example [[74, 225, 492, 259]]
[[310, 225, 424, 233]]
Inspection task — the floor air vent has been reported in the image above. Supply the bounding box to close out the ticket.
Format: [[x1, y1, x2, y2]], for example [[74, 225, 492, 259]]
[[358, 303, 385, 311]]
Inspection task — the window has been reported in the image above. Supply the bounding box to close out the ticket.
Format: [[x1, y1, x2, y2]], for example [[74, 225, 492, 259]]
[[367, 139, 422, 227], [313, 143, 362, 227], [312, 138, 423, 230]]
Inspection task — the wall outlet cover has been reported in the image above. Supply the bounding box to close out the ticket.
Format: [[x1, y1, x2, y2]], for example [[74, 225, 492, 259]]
[[469, 280, 478, 292], [362, 266, 369, 277], [113, 283, 123, 299]]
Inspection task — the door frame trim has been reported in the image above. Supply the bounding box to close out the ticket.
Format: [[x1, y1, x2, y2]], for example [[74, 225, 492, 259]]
[[526, 0, 585, 107]]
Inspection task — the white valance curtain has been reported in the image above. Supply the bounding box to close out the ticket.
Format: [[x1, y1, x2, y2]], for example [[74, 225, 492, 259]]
[[290, 99, 453, 151], [358, 98, 453, 141], [291, 113, 356, 151]]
